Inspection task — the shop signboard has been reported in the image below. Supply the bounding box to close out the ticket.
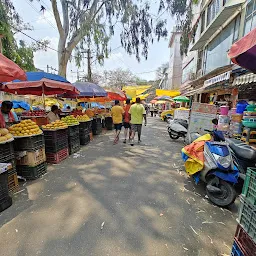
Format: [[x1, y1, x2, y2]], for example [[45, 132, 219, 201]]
[[204, 71, 231, 88], [174, 109, 190, 121], [188, 103, 218, 134]]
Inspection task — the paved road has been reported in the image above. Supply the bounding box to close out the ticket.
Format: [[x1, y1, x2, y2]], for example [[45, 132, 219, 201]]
[[0, 117, 238, 256]]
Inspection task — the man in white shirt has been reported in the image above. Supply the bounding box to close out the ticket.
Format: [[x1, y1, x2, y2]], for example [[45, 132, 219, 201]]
[[47, 105, 60, 123]]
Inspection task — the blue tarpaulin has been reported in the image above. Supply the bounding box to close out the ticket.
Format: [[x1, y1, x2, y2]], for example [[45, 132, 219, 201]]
[[73, 82, 107, 97], [12, 100, 30, 110], [13, 72, 70, 83], [0, 100, 30, 110]]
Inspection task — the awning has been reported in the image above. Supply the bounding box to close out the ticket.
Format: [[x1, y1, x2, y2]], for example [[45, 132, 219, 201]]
[[233, 73, 256, 86], [183, 88, 204, 96], [191, 0, 245, 51], [228, 27, 256, 73]]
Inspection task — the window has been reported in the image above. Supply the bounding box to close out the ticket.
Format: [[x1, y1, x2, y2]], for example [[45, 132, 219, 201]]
[[197, 50, 204, 72], [233, 15, 241, 42], [205, 19, 236, 74], [206, 0, 221, 26], [244, 0, 256, 35], [182, 59, 196, 83], [201, 11, 206, 33]]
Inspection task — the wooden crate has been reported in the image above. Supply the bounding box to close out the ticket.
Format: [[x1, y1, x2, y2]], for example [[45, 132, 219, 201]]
[[8, 172, 19, 193], [16, 147, 46, 167]]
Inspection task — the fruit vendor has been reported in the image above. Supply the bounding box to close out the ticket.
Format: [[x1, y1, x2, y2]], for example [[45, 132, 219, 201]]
[[47, 105, 60, 123], [0, 101, 18, 128]]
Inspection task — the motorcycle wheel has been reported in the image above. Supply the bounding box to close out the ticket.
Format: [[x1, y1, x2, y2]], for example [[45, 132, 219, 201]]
[[206, 179, 236, 207], [169, 131, 179, 140]]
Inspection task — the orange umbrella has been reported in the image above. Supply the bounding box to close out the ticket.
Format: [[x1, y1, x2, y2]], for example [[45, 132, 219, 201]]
[[0, 53, 27, 82]]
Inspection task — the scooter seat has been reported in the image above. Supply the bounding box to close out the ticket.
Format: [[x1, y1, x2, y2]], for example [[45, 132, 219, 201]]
[[226, 138, 256, 161]]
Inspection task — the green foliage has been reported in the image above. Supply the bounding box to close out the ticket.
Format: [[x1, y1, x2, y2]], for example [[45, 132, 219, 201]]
[[0, 0, 45, 71]]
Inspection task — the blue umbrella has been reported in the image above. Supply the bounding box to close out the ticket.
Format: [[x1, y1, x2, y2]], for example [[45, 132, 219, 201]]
[[72, 82, 107, 97], [13, 71, 70, 83]]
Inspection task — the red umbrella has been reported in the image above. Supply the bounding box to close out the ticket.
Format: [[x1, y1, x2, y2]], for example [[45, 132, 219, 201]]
[[228, 28, 256, 73], [106, 88, 127, 101], [0, 53, 27, 82], [0, 78, 79, 96]]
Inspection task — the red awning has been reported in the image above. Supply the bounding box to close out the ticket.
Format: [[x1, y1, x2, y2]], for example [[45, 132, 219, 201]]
[[0, 78, 79, 96], [228, 28, 256, 73], [0, 53, 27, 82]]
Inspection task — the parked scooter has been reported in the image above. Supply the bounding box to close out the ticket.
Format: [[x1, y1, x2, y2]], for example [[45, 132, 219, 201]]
[[167, 117, 188, 140], [184, 121, 256, 207]]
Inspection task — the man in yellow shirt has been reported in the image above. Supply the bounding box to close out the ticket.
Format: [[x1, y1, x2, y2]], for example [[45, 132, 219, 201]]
[[129, 97, 147, 146], [111, 100, 124, 144]]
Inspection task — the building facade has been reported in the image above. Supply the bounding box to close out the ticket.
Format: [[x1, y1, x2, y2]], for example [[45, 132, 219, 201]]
[[165, 26, 182, 90], [182, 0, 255, 103]]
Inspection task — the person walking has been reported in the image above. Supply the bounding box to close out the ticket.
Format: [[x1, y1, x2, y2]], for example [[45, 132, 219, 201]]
[[123, 99, 131, 143], [150, 104, 154, 117], [129, 97, 147, 146], [111, 100, 124, 144]]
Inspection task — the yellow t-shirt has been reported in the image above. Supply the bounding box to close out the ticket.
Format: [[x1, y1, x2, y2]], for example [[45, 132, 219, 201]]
[[111, 106, 124, 124], [129, 104, 146, 124]]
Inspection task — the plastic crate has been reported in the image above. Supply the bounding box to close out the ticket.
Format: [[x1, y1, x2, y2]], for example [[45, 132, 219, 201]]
[[68, 125, 79, 138], [16, 147, 46, 167], [46, 148, 69, 164], [14, 134, 45, 151], [231, 240, 245, 256], [0, 196, 12, 213], [0, 141, 14, 162], [0, 171, 9, 203], [69, 137, 80, 155], [105, 117, 113, 130], [242, 168, 256, 205], [79, 121, 91, 130], [43, 129, 68, 141], [16, 162, 47, 180], [8, 171, 19, 193], [235, 224, 256, 256], [238, 196, 256, 244], [80, 134, 90, 146], [45, 137, 68, 153]]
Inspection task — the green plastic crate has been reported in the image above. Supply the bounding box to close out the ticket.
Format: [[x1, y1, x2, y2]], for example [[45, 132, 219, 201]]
[[238, 196, 256, 244], [242, 168, 256, 205]]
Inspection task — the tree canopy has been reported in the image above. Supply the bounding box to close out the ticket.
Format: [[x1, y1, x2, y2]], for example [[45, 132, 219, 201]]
[[0, 0, 48, 71], [28, 0, 194, 77]]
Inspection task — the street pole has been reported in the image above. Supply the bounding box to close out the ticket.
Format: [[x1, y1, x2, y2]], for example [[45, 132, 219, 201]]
[[47, 64, 49, 73], [87, 48, 92, 82]]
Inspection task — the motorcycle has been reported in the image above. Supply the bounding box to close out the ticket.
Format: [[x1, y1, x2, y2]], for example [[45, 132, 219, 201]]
[[167, 118, 188, 140]]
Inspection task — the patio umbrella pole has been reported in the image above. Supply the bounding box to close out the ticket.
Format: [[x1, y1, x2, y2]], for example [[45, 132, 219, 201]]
[[42, 85, 46, 110]]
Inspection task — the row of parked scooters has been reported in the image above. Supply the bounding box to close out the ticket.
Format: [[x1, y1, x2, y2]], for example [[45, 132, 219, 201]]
[[167, 117, 256, 207]]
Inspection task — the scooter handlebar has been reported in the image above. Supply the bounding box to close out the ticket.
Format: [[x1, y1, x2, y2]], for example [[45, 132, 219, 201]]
[[204, 129, 212, 133]]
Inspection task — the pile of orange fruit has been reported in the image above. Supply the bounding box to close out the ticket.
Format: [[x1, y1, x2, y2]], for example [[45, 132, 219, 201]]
[[42, 120, 68, 130], [9, 120, 41, 137], [0, 128, 13, 142]]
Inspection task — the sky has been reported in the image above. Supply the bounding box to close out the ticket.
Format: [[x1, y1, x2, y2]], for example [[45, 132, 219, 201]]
[[12, 0, 175, 83]]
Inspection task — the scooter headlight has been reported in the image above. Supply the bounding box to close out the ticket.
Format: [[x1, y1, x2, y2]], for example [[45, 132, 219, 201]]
[[217, 156, 231, 169]]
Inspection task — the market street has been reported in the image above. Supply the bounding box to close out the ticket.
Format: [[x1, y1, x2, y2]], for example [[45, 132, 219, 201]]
[[0, 117, 238, 256]]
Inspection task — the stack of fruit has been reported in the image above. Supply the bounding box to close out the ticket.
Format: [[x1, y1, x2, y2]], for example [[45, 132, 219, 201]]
[[76, 114, 90, 122], [9, 120, 41, 137], [85, 109, 94, 118], [61, 115, 79, 126], [0, 128, 13, 143], [22, 110, 46, 117], [42, 120, 68, 130]]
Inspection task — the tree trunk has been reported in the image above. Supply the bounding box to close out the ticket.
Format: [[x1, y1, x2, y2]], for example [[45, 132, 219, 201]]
[[58, 49, 71, 78]]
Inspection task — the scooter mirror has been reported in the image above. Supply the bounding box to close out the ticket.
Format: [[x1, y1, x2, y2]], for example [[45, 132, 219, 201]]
[[212, 118, 218, 126]]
